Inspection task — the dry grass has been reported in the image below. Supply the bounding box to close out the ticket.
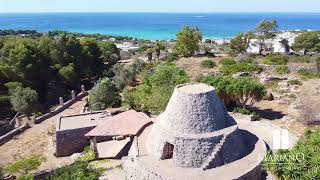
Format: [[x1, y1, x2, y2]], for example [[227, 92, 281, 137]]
[[176, 57, 222, 81]]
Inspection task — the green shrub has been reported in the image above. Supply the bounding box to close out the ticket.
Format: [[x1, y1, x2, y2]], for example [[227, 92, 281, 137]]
[[289, 56, 311, 63], [48, 161, 101, 180], [166, 52, 179, 62], [201, 76, 266, 109], [298, 69, 320, 79], [201, 59, 216, 68], [251, 111, 261, 121], [88, 78, 121, 111], [113, 58, 144, 90], [288, 80, 302, 86], [263, 129, 320, 179], [219, 58, 236, 66], [262, 55, 289, 65], [122, 63, 190, 114], [274, 65, 290, 75], [18, 176, 34, 180], [6, 155, 46, 175], [220, 63, 262, 75], [0, 167, 4, 180], [233, 108, 261, 121], [79, 146, 96, 162], [233, 107, 251, 115]]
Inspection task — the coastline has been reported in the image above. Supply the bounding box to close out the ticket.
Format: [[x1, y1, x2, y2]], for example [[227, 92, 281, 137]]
[[1, 12, 320, 40]]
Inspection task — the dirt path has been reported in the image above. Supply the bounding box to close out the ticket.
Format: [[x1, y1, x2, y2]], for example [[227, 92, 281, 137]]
[[254, 79, 320, 136], [0, 98, 86, 171]]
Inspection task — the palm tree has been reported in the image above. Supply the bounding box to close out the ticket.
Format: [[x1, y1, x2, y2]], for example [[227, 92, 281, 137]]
[[145, 48, 154, 62], [154, 42, 166, 60]]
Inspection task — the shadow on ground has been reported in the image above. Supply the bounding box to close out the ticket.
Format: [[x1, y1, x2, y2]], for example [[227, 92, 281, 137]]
[[250, 107, 286, 121]]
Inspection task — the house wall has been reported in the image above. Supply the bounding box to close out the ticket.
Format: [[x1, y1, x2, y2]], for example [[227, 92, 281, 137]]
[[55, 126, 94, 157]]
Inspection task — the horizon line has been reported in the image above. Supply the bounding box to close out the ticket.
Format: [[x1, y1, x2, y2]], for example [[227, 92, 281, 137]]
[[1, 11, 320, 14]]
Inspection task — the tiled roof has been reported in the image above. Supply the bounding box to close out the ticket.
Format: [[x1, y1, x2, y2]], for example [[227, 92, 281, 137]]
[[85, 110, 152, 137]]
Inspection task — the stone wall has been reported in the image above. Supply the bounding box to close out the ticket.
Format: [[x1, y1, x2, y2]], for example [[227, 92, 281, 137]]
[[147, 123, 248, 169], [55, 126, 94, 157], [259, 63, 317, 73], [0, 123, 30, 145], [288, 63, 317, 73], [34, 91, 88, 124]]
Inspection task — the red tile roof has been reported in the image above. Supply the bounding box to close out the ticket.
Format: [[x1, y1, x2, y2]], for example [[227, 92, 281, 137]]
[[85, 110, 152, 137]]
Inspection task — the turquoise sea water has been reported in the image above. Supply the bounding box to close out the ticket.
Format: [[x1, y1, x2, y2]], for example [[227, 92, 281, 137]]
[[0, 12, 319, 40]]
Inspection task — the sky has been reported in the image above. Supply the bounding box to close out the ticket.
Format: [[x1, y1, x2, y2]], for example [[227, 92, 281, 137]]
[[0, 0, 320, 13]]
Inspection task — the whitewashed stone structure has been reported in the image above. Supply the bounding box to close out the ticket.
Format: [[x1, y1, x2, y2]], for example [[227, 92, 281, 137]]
[[123, 83, 267, 180]]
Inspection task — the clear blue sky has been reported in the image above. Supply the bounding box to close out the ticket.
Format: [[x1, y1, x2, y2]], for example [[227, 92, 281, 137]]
[[1, 0, 320, 13]]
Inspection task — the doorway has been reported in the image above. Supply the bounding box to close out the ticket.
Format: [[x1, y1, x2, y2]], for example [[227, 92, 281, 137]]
[[161, 142, 174, 160]]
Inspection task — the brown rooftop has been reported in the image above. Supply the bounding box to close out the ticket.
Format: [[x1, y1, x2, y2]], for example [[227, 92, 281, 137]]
[[85, 110, 152, 137]]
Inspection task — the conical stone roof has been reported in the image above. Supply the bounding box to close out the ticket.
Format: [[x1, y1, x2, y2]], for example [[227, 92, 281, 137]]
[[158, 83, 229, 134]]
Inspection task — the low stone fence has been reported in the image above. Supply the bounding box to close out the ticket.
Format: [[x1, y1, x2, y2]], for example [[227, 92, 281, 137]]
[[258, 63, 317, 73], [287, 63, 317, 73], [0, 123, 30, 145], [34, 86, 88, 124]]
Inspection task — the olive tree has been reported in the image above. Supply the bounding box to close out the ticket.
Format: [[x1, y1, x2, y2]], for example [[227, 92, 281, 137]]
[[202, 76, 266, 109], [255, 20, 278, 55], [229, 32, 253, 56], [88, 78, 121, 111], [174, 26, 202, 57], [293, 31, 320, 55], [9, 86, 39, 118]]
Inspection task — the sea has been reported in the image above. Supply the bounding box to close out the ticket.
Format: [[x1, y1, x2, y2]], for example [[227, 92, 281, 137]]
[[0, 12, 320, 40]]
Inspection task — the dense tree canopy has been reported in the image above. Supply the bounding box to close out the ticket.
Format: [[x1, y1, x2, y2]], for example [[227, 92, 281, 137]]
[[0, 33, 120, 116], [122, 63, 190, 114], [293, 31, 320, 55], [174, 26, 202, 57]]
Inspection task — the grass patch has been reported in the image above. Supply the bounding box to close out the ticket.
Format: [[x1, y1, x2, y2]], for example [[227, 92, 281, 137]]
[[262, 55, 289, 65], [298, 69, 320, 79], [288, 80, 302, 86], [201, 59, 216, 68], [219, 58, 236, 66], [289, 56, 311, 63], [5, 155, 45, 175], [220, 63, 262, 76], [47, 161, 103, 180], [274, 65, 290, 75]]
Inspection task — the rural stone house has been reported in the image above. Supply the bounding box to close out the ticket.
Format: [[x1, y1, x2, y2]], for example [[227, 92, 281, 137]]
[[54, 110, 151, 158]]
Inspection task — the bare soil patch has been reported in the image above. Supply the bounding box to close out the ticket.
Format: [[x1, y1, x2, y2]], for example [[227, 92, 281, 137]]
[[0, 98, 86, 172]]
